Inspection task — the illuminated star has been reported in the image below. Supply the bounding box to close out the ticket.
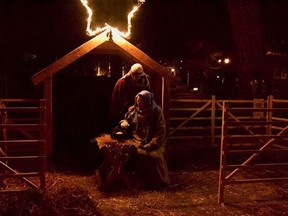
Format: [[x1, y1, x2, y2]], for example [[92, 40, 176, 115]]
[[80, 0, 145, 38]]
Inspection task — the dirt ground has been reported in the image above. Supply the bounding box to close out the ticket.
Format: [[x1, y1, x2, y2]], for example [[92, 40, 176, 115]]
[[1, 168, 288, 215], [1, 146, 288, 216]]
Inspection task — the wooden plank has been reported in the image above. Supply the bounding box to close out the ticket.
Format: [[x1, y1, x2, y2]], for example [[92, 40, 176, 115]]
[[44, 78, 52, 156], [31, 30, 109, 85], [0, 107, 42, 111], [0, 161, 39, 189], [224, 163, 288, 169], [109, 29, 179, 83], [0, 124, 45, 129], [0, 140, 45, 144], [225, 177, 288, 184], [31, 29, 179, 85], [0, 173, 41, 178], [226, 108, 288, 112], [226, 121, 273, 125], [225, 135, 288, 140], [0, 156, 45, 160], [169, 100, 212, 136], [218, 101, 228, 204], [163, 77, 170, 136]]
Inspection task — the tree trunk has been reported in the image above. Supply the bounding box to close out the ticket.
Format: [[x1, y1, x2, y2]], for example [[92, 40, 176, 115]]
[[225, 0, 265, 98]]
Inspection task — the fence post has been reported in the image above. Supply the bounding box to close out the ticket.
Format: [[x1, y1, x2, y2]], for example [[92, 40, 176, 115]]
[[266, 95, 273, 137], [218, 101, 228, 204], [39, 99, 46, 189], [211, 95, 216, 146]]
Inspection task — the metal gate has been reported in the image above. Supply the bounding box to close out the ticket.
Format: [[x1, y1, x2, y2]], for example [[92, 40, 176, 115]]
[[218, 96, 288, 203], [0, 99, 46, 192], [169, 96, 268, 146]]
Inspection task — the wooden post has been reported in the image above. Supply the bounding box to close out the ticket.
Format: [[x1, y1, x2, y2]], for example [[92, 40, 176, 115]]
[[162, 77, 171, 139], [0, 101, 8, 153], [266, 95, 273, 136], [44, 78, 53, 158], [211, 95, 216, 146], [39, 99, 46, 189], [218, 101, 228, 204]]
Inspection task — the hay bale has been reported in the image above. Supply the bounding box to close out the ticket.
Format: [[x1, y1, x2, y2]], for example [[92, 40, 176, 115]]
[[95, 134, 137, 149]]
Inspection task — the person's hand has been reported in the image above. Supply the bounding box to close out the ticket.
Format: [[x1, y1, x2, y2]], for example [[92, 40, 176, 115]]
[[138, 143, 158, 152], [120, 120, 130, 129], [140, 139, 148, 145], [138, 145, 146, 150]]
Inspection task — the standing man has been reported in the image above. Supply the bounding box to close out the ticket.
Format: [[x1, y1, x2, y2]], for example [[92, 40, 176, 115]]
[[109, 63, 150, 126]]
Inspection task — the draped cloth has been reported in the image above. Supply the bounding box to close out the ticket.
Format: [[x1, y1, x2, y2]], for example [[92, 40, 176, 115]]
[[109, 70, 150, 125], [124, 91, 170, 188]]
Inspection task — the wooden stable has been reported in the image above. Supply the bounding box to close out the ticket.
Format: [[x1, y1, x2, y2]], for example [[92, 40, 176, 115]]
[[31, 29, 178, 156]]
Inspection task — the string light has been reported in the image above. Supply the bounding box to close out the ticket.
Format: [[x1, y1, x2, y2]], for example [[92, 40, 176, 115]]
[[80, 0, 145, 38]]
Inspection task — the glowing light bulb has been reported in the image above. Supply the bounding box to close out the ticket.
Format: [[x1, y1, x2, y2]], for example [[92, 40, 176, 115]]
[[224, 58, 230, 64]]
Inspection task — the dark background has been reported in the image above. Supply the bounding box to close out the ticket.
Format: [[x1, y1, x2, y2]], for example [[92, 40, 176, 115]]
[[1, 0, 288, 95], [1, 0, 288, 97]]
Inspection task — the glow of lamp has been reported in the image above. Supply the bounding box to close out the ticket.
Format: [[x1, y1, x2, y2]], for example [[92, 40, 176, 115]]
[[224, 58, 230, 64], [80, 0, 145, 38]]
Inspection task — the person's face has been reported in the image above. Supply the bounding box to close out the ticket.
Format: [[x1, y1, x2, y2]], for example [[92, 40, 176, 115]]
[[131, 72, 141, 81], [136, 96, 147, 111]]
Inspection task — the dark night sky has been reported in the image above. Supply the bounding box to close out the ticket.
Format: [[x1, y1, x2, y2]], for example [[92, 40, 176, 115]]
[[1, 0, 288, 61], [0, 0, 231, 61], [1, 0, 288, 97], [1, 0, 288, 58]]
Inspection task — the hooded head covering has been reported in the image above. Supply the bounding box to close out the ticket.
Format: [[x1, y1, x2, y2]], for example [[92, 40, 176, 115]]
[[124, 63, 150, 90], [134, 90, 156, 113], [130, 63, 144, 75], [125, 90, 157, 144]]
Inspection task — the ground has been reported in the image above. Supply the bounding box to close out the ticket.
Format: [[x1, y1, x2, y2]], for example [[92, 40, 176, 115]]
[[1, 167, 288, 216], [1, 146, 288, 215]]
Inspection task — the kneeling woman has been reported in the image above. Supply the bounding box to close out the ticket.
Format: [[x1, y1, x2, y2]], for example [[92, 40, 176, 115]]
[[119, 90, 170, 188]]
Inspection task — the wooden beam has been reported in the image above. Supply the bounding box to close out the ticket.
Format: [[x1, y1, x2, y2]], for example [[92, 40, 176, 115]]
[[31, 30, 110, 85], [32, 29, 179, 86], [109, 29, 180, 83]]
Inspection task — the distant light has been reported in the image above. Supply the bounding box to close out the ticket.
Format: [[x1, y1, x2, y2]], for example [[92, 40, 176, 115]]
[[192, 87, 199, 91], [216, 75, 220, 79], [224, 58, 230, 64], [218, 59, 222, 63], [170, 67, 176, 76]]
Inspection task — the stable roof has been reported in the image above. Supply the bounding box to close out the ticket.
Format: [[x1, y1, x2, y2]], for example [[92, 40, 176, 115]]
[[31, 29, 178, 85]]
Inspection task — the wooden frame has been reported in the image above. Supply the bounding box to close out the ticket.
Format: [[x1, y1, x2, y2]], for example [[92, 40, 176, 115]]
[[218, 96, 288, 203], [0, 99, 46, 192]]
